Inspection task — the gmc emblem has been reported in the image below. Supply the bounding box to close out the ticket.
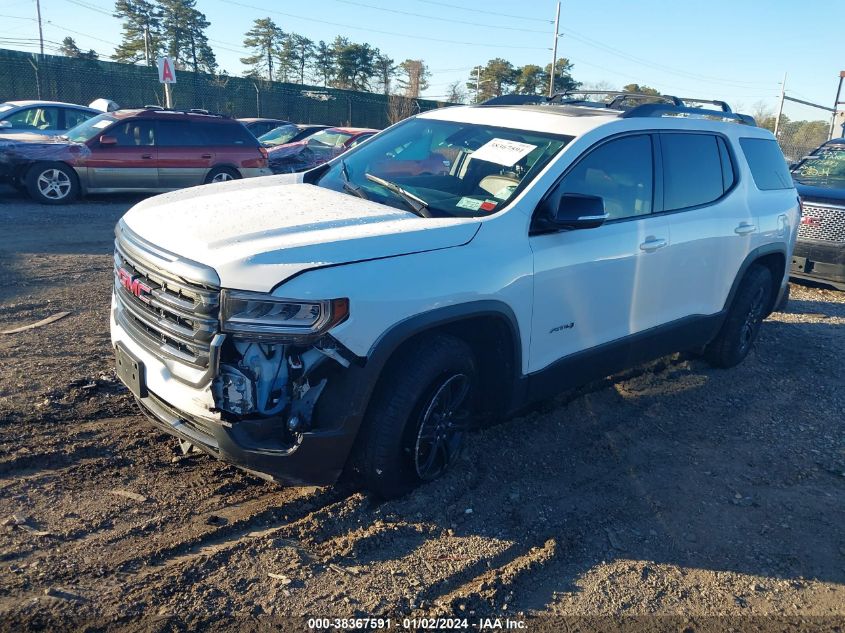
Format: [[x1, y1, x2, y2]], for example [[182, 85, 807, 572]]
[[801, 216, 821, 227], [117, 267, 152, 303]]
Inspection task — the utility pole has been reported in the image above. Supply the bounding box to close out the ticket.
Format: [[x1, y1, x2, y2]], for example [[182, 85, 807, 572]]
[[35, 0, 44, 56], [774, 72, 786, 138], [829, 70, 845, 140], [547, 1, 561, 98], [475, 65, 481, 103], [144, 25, 151, 66]]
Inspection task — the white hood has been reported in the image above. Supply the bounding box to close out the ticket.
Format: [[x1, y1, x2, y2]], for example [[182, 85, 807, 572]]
[[121, 178, 481, 292]]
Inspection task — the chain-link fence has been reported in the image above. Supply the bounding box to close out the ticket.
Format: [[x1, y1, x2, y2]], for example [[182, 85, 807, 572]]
[[0, 48, 447, 129], [773, 97, 838, 164]]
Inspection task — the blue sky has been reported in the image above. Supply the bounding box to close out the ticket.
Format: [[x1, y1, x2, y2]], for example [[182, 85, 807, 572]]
[[0, 0, 841, 120]]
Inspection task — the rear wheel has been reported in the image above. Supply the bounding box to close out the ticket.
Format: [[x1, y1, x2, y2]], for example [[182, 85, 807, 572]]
[[704, 264, 773, 368], [205, 166, 240, 184], [26, 162, 78, 204], [354, 334, 476, 499]]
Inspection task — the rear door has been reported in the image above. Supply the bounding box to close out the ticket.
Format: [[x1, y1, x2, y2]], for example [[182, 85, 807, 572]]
[[199, 121, 263, 175], [156, 119, 215, 188], [85, 119, 158, 189], [657, 132, 753, 318]]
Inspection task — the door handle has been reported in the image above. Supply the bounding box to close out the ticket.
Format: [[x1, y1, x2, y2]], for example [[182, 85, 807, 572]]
[[141, 154, 153, 159], [639, 237, 667, 252], [201, 153, 212, 159], [734, 223, 756, 235]]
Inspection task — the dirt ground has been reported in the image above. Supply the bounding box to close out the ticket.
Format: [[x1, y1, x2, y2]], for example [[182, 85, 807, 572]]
[[0, 185, 844, 632]]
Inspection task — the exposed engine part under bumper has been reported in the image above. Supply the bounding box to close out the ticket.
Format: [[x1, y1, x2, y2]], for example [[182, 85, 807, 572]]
[[791, 240, 845, 290], [135, 385, 361, 486]]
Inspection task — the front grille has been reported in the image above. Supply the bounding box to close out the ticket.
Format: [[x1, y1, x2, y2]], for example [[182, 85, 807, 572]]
[[798, 203, 845, 243], [114, 223, 220, 370]]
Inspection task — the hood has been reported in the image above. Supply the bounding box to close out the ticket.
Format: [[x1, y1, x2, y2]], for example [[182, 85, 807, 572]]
[[267, 140, 308, 159], [794, 179, 845, 205], [0, 136, 84, 164], [121, 178, 481, 292]]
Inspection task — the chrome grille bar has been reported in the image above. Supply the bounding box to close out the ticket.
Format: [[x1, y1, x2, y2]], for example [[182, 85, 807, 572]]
[[113, 221, 221, 370], [798, 203, 845, 243]]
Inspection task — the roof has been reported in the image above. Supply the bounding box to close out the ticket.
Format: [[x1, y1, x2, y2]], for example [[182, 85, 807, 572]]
[[238, 117, 288, 123], [2, 100, 97, 110]]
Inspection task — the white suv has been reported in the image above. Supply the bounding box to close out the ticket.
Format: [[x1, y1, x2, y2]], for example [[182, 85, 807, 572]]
[[111, 94, 799, 497]]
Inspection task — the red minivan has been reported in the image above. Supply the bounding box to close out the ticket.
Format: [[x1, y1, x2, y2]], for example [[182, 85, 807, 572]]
[[0, 107, 271, 204]]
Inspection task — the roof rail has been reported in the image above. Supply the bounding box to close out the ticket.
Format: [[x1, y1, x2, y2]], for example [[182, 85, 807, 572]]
[[138, 106, 230, 118], [622, 103, 756, 125], [143, 105, 164, 110], [551, 90, 682, 109]]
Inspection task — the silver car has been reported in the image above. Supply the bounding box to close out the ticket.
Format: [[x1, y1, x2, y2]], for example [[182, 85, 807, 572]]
[[0, 100, 100, 136]]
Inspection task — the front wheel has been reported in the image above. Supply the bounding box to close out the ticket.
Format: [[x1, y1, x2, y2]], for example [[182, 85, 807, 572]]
[[354, 335, 477, 499], [704, 264, 773, 368], [26, 162, 78, 204]]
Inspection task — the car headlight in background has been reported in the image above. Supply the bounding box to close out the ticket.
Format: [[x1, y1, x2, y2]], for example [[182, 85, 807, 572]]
[[221, 290, 349, 339]]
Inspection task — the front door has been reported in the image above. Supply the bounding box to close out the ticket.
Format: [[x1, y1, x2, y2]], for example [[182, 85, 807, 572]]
[[85, 119, 158, 189], [528, 133, 673, 373]]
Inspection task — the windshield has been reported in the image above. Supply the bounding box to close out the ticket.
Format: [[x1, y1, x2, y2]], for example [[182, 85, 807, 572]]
[[64, 112, 117, 143], [258, 124, 300, 147], [312, 117, 572, 217], [307, 129, 352, 148], [793, 145, 845, 188]]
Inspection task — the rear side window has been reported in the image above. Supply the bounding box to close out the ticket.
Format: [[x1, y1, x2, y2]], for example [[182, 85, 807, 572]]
[[739, 137, 793, 190], [156, 120, 206, 146], [661, 133, 725, 211], [199, 122, 256, 146]]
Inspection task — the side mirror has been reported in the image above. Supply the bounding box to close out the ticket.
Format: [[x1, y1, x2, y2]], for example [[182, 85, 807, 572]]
[[99, 135, 117, 146], [0, 120, 11, 129], [551, 193, 608, 230]]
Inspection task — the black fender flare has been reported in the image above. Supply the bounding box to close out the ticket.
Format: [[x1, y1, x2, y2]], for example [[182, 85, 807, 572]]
[[722, 243, 787, 312]]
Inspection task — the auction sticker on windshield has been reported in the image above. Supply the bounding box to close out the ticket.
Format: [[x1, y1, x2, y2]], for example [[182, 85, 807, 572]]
[[456, 197, 483, 211], [472, 138, 536, 166]]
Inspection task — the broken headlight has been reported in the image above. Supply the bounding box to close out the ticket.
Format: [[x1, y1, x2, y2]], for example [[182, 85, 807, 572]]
[[221, 290, 349, 339]]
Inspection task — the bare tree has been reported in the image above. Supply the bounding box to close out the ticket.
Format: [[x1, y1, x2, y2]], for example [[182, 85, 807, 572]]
[[387, 93, 418, 124]]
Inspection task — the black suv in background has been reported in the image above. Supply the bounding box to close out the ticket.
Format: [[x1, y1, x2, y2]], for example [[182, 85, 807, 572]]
[[790, 138, 845, 290]]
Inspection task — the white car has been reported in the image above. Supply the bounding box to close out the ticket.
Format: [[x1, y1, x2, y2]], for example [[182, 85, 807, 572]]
[[0, 100, 101, 136], [111, 94, 799, 497]]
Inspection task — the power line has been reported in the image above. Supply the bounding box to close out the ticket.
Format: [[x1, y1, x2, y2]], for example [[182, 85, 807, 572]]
[[63, 0, 112, 17], [215, 0, 548, 51], [411, 0, 552, 23], [331, 0, 549, 34]]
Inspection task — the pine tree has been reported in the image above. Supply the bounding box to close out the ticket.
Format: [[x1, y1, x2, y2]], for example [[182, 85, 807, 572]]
[[157, 0, 216, 74], [396, 59, 429, 98], [276, 35, 297, 83], [113, 0, 162, 65], [60, 37, 99, 61], [291, 34, 314, 84], [373, 52, 396, 95], [240, 17, 283, 80], [312, 40, 334, 87]]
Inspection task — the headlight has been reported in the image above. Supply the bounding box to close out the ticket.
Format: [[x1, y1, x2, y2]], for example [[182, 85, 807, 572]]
[[221, 290, 349, 339]]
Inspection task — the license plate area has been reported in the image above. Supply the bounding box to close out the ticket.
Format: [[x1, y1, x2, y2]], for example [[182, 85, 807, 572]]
[[115, 343, 147, 399]]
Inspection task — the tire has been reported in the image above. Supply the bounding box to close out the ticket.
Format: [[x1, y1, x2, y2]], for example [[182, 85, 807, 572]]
[[774, 283, 790, 312], [354, 334, 477, 499], [704, 264, 773, 368], [26, 162, 78, 204], [204, 166, 241, 184]]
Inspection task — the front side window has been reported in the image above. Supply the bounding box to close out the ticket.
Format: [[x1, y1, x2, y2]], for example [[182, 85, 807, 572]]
[[312, 118, 571, 218], [661, 133, 725, 211], [109, 120, 155, 146], [5, 106, 59, 130], [557, 134, 653, 220]]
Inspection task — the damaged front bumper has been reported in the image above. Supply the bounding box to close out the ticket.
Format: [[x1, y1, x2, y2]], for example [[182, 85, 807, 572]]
[[111, 292, 374, 487]]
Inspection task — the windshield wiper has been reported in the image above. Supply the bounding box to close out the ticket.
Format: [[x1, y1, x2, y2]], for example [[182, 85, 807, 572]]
[[364, 173, 431, 218], [340, 159, 368, 200]]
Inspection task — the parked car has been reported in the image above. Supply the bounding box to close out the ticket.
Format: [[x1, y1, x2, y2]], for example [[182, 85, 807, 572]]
[[238, 117, 291, 138], [111, 94, 797, 498], [267, 126, 377, 174], [258, 123, 329, 148], [0, 107, 271, 204], [789, 138, 845, 290], [0, 100, 101, 136]]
